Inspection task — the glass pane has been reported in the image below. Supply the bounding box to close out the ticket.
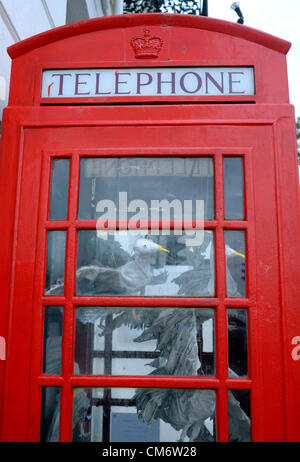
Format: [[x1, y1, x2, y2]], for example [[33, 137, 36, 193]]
[[228, 389, 251, 442], [43, 307, 63, 375], [223, 157, 244, 220], [40, 387, 61, 442], [49, 159, 70, 220], [225, 230, 246, 297], [74, 307, 215, 376], [78, 157, 214, 220], [45, 231, 66, 295], [227, 309, 248, 377], [72, 387, 216, 442], [76, 230, 215, 297]]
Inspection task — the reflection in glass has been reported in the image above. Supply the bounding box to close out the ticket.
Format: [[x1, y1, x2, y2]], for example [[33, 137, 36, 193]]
[[72, 387, 216, 442], [223, 157, 244, 220], [43, 307, 63, 375], [227, 309, 248, 377], [228, 389, 251, 442], [45, 231, 66, 295], [74, 307, 215, 376], [40, 387, 61, 442], [49, 159, 70, 220], [225, 230, 246, 297], [78, 157, 214, 220], [76, 230, 215, 297]]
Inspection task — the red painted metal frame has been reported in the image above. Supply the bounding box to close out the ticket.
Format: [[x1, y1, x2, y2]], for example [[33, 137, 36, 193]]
[[6, 14, 290, 108], [0, 14, 299, 443], [29, 141, 255, 443]]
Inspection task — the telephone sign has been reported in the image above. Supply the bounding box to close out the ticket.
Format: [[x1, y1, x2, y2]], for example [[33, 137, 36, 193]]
[[41, 67, 255, 98]]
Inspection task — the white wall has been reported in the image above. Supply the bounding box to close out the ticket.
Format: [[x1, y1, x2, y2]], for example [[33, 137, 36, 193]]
[[0, 0, 67, 119], [0, 0, 123, 121]]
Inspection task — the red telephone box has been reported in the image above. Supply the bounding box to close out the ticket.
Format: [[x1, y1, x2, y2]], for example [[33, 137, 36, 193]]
[[0, 13, 300, 443]]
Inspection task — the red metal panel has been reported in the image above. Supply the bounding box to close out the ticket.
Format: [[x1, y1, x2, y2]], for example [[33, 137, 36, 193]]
[[0, 118, 23, 439], [273, 117, 300, 442], [0, 129, 43, 441], [6, 14, 290, 107]]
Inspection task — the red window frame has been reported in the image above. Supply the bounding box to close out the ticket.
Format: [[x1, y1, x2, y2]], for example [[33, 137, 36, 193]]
[[27, 147, 256, 442]]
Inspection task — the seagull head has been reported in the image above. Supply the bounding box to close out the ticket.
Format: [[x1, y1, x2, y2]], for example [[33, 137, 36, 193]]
[[133, 238, 170, 256], [225, 244, 245, 258]]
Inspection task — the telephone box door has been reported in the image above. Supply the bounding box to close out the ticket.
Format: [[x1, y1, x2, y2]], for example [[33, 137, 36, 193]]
[[1, 106, 298, 442]]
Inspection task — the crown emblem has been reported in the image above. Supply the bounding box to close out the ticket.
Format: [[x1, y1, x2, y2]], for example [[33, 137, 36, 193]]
[[131, 29, 163, 59]]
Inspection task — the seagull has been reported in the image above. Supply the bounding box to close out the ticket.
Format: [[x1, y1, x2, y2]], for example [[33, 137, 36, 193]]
[[45, 237, 169, 296], [75, 238, 169, 296], [172, 236, 245, 297]]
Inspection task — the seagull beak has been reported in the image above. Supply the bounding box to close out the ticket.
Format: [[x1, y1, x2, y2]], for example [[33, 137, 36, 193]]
[[158, 245, 170, 254], [232, 250, 245, 258]]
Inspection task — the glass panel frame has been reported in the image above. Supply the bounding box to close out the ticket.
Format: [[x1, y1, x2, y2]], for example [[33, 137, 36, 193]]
[[223, 156, 245, 220], [40, 387, 61, 442], [72, 387, 216, 442], [49, 158, 70, 221], [78, 156, 215, 221], [227, 309, 248, 377], [228, 389, 251, 442], [37, 148, 255, 443], [76, 230, 215, 297], [225, 230, 246, 298], [74, 306, 215, 377], [42, 306, 64, 375], [45, 230, 67, 295]]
